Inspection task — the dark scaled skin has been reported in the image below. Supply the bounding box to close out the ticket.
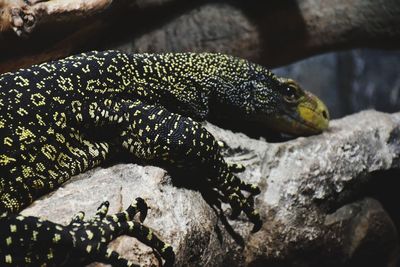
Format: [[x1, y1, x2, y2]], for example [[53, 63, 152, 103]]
[[0, 50, 329, 266]]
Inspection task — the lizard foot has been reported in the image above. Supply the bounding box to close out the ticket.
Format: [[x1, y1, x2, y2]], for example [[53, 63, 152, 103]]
[[212, 169, 262, 233], [67, 197, 175, 266]]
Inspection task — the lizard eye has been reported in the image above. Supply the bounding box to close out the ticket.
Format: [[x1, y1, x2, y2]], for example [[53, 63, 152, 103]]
[[282, 85, 298, 103]]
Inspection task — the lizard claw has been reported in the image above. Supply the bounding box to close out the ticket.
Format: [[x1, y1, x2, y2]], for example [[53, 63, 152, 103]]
[[95, 200, 110, 219], [251, 214, 263, 233], [228, 193, 242, 220], [134, 197, 148, 222]]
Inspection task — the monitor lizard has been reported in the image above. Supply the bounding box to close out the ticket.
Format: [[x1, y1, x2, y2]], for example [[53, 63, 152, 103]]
[[0, 50, 329, 266]]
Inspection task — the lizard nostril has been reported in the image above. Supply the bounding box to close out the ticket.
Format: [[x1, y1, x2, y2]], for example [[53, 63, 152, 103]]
[[322, 110, 328, 119]]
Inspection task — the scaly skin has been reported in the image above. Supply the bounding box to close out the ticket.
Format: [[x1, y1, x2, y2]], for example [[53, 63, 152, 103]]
[[0, 50, 329, 266]]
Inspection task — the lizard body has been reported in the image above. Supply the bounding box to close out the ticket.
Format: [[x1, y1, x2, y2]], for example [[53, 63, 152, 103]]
[[0, 50, 329, 266]]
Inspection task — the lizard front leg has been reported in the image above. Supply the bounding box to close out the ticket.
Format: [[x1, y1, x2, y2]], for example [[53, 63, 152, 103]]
[[117, 99, 262, 232], [0, 197, 174, 266]]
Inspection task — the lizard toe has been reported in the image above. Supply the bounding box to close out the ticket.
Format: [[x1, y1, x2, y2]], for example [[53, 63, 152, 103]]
[[69, 211, 86, 224], [95, 201, 110, 220], [227, 162, 246, 173]]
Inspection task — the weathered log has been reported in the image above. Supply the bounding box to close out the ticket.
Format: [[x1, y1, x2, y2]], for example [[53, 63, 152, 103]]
[[0, 0, 399, 73], [22, 110, 400, 266]]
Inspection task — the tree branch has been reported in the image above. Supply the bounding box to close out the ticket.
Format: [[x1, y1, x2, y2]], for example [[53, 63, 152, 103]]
[[0, 0, 399, 73]]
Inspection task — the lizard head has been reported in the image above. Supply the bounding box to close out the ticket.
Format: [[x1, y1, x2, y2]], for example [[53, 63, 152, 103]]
[[197, 53, 329, 136], [238, 72, 330, 136], [214, 63, 329, 136], [266, 77, 329, 136]]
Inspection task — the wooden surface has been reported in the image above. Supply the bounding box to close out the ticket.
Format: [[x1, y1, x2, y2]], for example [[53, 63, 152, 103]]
[[0, 0, 399, 73]]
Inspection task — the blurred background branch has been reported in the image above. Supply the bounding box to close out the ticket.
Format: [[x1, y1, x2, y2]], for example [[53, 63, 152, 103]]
[[0, 0, 399, 72]]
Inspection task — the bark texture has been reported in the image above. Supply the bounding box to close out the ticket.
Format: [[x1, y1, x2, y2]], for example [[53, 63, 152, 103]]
[[21, 110, 400, 267], [0, 0, 399, 73]]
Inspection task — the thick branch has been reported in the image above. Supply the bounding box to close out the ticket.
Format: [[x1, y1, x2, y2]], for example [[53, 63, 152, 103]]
[[0, 0, 399, 73], [0, 0, 111, 36]]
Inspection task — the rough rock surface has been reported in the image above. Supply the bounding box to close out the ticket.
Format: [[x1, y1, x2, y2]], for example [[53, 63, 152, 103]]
[[21, 110, 400, 267]]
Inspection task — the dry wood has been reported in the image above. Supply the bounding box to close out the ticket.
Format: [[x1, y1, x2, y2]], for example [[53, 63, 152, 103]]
[[0, 0, 399, 73]]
